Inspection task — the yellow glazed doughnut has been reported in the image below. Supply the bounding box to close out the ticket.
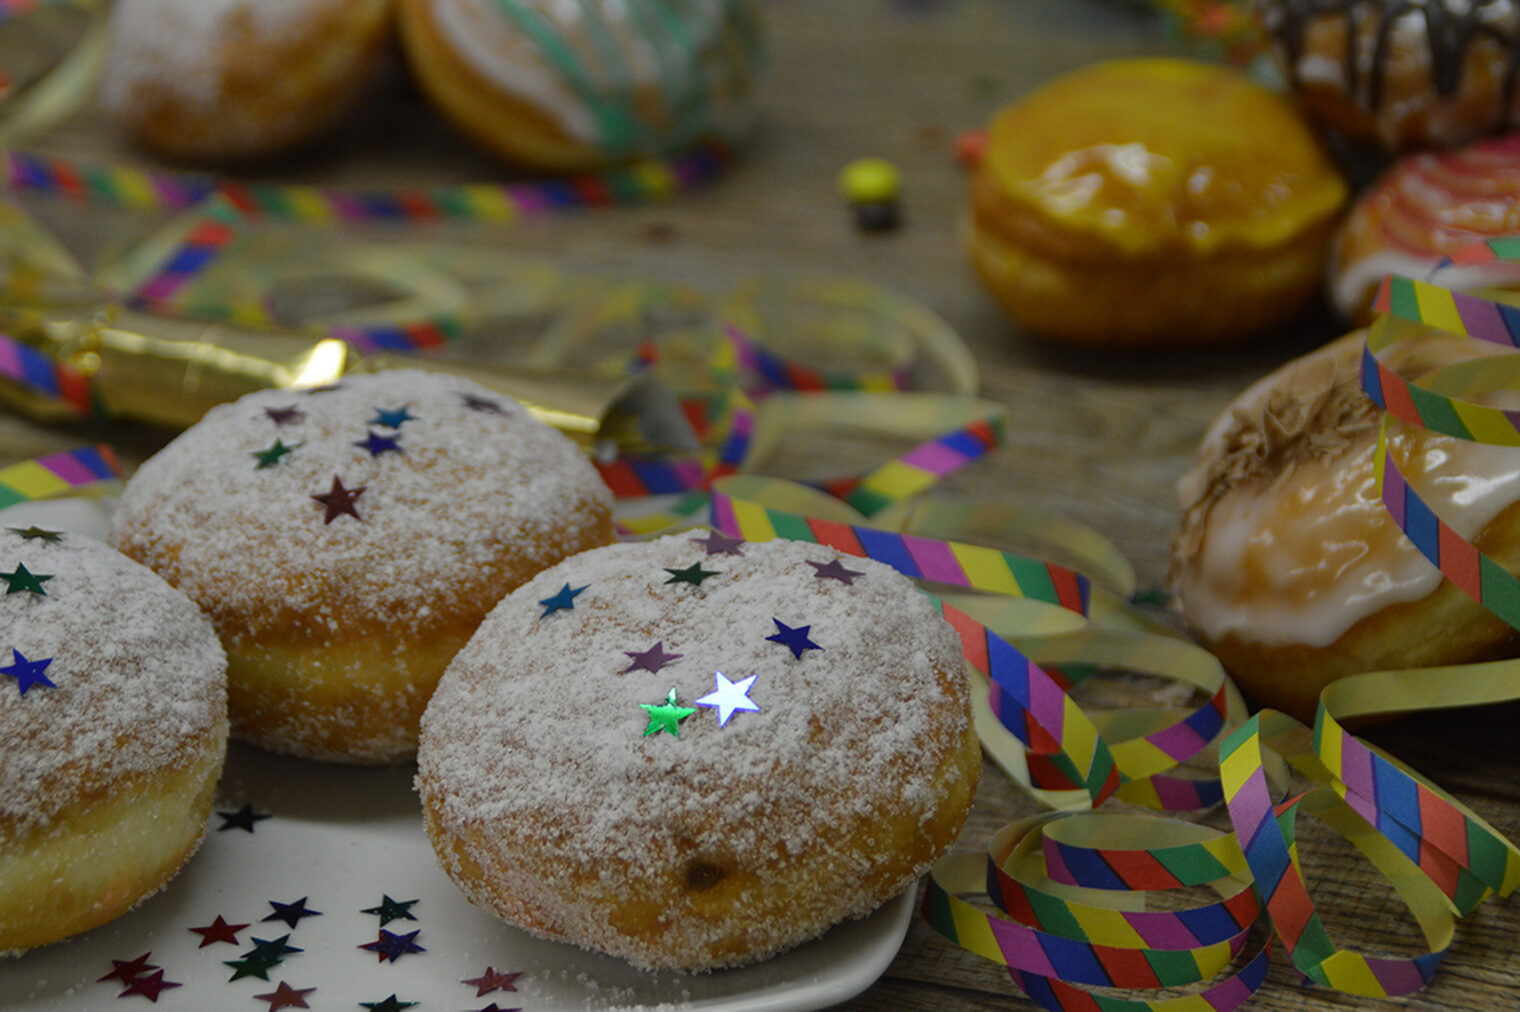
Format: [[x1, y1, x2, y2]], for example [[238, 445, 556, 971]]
[[1170, 330, 1520, 719], [417, 533, 979, 971], [0, 528, 227, 954], [396, 0, 762, 172], [104, 0, 393, 163], [109, 370, 614, 764], [967, 57, 1348, 347]]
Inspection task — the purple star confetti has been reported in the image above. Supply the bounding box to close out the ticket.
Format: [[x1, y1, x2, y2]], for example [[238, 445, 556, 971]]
[[118, 969, 181, 1002], [691, 530, 744, 556], [766, 619, 822, 660], [359, 928, 426, 963], [264, 405, 305, 426], [253, 981, 316, 1010], [808, 558, 864, 585], [1, 648, 54, 695], [463, 968, 523, 996], [462, 392, 507, 414], [622, 641, 683, 675], [696, 671, 760, 727], [262, 897, 322, 929]]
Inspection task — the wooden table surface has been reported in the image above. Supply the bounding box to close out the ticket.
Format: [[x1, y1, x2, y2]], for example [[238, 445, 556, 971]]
[[3, 1, 1517, 1009]]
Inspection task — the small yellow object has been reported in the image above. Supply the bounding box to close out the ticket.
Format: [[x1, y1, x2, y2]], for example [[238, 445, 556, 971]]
[[840, 158, 901, 203]]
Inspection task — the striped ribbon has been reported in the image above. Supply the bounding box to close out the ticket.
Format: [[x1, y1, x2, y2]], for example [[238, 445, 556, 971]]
[[0, 444, 117, 506], [0, 328, 90, 415]]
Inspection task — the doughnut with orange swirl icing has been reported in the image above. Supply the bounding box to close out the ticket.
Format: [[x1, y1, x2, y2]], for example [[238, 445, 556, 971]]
[[396, 0, 763, 172], [1330, 131, 1520, 323]]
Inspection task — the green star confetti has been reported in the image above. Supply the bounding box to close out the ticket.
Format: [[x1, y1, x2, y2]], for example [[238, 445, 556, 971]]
[[641, 687, 696, 738], [664, 562, 718, 587], [0, 562, 51, 595], [7, 526, 61, 543], [252, 439, 298, 470]]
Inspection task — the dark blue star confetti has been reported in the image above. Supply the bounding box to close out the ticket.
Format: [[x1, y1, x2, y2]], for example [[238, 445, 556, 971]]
[[537, 582, 588, 618], [216, 804, 272, 832], [1, 648, 54, 695], [354, 430, 403, 457], [359, 928, 425, 963], [360, 896, 419, 926], [369, 405, 416, 430], [766, 619, 822, 660], [262, 897, 322, 929]]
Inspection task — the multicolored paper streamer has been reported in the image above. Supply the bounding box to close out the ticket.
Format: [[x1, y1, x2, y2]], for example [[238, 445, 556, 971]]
[[0, 444, 118, 506]]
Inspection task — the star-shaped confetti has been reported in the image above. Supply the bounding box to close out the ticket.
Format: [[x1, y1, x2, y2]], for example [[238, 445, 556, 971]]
[[766, 619, 822, 660], [360, 895, 419, 926], [622, 641, 683, 675], [369, 405, 416, 429], [359, 928, 425, 963], [99, 953, 157, 985], [692, 530, 744, 556], [244, 934, 303, 964], [664, 562, 718, 587], [1, 648, 54, 695], [264, 405, 305, 426], [253, 982, 316, 1010], [312, 477, 364, 524], [354, 430, 403, 457], [641, 687, 697, 738], [471, 1005, 523, 1012], [189, 915, 249, 947], [216, 804, 272, 832], [462, 967, 522, 996], [360, 997, 419, 1012], [224, 956, 275, 982], [262, 897, 322, 929], [252, 439, 298, 470], [0, 562, 51, 595], [696, 671, 760, 727], [809, 558, 864, 585], [537, 582, 587, 618], [7, 526, 61, 543], [119, 969, 181, 1001], [462, 392, 506, 414]]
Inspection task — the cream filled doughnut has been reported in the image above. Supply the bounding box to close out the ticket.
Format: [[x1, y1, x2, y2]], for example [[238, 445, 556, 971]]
[[1171, 330, 1520, 719], [109, 370, 614, 764], [396, 0, 762, 172], [0, 527, 227, 954], [417, 534, 979, 971], [103, 0, 393, 163]]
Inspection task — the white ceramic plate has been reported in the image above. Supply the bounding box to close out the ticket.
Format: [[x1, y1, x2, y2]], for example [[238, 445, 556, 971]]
[[0, 498, 915, 1011]]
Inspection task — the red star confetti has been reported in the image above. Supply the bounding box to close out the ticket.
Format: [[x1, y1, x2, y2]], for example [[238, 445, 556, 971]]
[[253, 982, 316, 1010], [262, 897, 322, 929], [98, 953, 157, 985], [189, 915, 248, 947], [463, 967, 522, 996], [808, 558, 864, 584], [311, 476, 364, 523], [118, 969, 181, 1002], [622, 641, 683, 675], [692, 530, 744, 556], [696, 671, 760, 726], [359, 928, 426, 963], [766, 619, 822, 660]]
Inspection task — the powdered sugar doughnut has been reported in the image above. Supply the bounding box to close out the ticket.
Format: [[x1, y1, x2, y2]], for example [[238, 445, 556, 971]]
[[417, 534, 979, 971], [109, 370, 614, 764], [1, 527, 227, 954], [104, 0, 392, 162], [396, 0, 762, 172]]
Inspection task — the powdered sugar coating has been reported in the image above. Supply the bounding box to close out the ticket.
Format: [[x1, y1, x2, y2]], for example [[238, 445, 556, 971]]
[[419, 534, 975, 969], [108, 370, 612, 646], [0, 528, 226, 838]]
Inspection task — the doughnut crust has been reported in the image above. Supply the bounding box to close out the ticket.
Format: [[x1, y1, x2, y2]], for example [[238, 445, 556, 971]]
[[967, 58, 1347, 347], [396, 0, 762, 172], [0, 529, 227, 954], [109, 370, 614, 763], [417, 534, 979, 971], [104, 0, 392, 162], [1170, 330, 1520, 719]]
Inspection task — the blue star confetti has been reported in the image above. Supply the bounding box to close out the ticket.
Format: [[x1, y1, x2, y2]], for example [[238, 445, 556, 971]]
[[538, 582, 588, 618], [766, 619, 822, 660], [1, 648, 54, 695], [369, 405, 416, 430], [262, 897, 322, 929], [359, 928, 426, 963], [354, 430, 403, 457]]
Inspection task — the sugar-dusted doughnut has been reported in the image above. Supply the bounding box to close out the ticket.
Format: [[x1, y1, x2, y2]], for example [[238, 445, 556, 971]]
[[1258, 0, 1520, 150], [109, 370, 614, 764], [966, 58, 1347, 347], [395, 0, 763, 172], [1, 527, 227, 954], [417, 533, 979, 971], [1170, 330, 1520, 719], [103, 0, 393, 162], [1330, 131, 1520, 324]]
